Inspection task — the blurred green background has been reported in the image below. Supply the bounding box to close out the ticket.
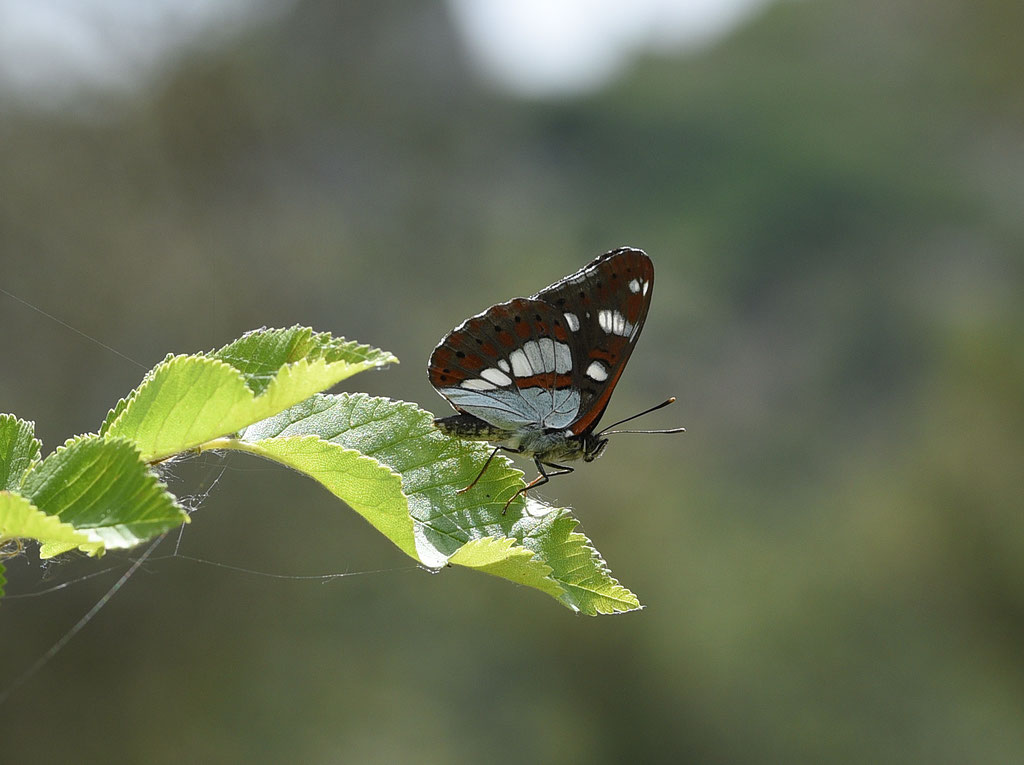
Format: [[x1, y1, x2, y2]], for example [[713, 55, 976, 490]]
[[2, 0, 1022, 762]]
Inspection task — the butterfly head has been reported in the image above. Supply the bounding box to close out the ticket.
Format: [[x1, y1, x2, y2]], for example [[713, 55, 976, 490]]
[[581, 432, 609, 462]]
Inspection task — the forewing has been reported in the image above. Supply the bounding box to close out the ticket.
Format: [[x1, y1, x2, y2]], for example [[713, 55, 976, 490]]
[[429, 297, 581, 431], [534, 247, 654, 435]]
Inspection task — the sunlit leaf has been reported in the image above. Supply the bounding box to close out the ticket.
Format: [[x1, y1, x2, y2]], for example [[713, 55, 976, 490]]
[[0, 491, 96, 573], [20, 435, 187, 552], [447, 536, 564, 599], [238, 392, 641, 613], [0, 414, 42, 492], [1, 326, 638, 613], [101, 327, 396, 463]]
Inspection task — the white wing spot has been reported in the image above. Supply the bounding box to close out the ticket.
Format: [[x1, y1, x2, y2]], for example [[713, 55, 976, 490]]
[[599, 309, 633, 337], [498, 359, 511, 373], [480, 367, 512, 386], [523, 339, 544, 373], [538, 337, 555, 372], [613, 312, 625, 335], [553, 341, 572, 373], [462, 378, 497, 391], [628, 278, 641, 293], [586, 361, 608, 381], [642, 280, 650, 296], [564, 312, 580, 332], [509, 349, 532, 377]]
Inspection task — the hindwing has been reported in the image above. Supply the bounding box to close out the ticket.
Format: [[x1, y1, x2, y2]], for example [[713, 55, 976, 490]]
[[428, 297, 581, 431]]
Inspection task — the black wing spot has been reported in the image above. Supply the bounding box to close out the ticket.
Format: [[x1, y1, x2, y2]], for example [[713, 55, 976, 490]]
[[456, 351, 465, 358], [493, 324, 502, 333], [514, 315, 522, 323], [475, 338, 483, 345], [556, 297, 566, 306]]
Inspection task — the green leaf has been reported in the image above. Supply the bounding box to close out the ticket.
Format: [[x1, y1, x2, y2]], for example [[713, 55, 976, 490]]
[[20, 435, 187, 552], [100, 327, 396, 463], [212, 326, 386, 396], [0, 491, 96, 564], [0, 414, 42, 492], [518, 508, 642, 614], [447, 536, 564, 599], [238, 393, 642, 613], [1, 325, 637, 612]]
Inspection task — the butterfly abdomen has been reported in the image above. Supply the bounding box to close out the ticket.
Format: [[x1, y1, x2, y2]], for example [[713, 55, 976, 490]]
[[435, 412, 591, 463], [434, 412, 513, 442]]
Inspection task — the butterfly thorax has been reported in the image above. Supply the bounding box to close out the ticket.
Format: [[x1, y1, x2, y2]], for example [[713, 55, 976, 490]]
[[434, 413, 608, 463]]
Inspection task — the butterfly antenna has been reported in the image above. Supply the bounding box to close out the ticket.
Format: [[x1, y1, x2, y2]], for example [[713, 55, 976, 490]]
[[597, 397, 686, 436]]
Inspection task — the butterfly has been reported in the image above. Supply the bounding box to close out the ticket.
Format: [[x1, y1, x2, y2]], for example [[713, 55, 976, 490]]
[[429, 246, 684, 513]]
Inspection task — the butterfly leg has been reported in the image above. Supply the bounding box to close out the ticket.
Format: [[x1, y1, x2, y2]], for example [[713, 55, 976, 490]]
[[502, 459, 574, 514], [458, 446, 516, 494]]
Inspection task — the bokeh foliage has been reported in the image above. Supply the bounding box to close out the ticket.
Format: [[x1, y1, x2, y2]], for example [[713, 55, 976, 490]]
[[1, 0, 1021, 762]]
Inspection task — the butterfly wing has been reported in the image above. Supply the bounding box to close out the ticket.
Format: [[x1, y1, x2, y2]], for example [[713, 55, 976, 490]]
[[533, 247, 654, 435], [429, 297, 582, 431]]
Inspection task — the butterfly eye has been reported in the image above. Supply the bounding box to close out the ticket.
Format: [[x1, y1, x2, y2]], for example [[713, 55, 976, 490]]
[[584, 438, 609, 462]]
